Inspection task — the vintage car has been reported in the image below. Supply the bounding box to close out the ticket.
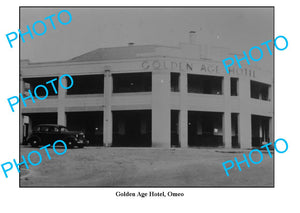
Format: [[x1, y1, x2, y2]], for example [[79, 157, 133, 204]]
[[26, 124, 89, 148]]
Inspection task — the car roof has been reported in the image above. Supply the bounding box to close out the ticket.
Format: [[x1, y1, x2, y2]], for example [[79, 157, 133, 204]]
[[35, 124, 66, 128]]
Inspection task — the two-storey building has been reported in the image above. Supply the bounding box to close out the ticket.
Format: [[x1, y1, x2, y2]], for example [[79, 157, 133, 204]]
[[20, 31, 273, 148]]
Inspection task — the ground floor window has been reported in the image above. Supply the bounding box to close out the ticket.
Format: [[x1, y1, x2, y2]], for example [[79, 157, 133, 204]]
[[66, 111, 103, 146], [188, 111, 223, 147], [171, 110, 180, 147], [112, 110, 151, 147], [231, 113, 240, 148], [251, 115, 271, 147], [22, 113, 57, 143]]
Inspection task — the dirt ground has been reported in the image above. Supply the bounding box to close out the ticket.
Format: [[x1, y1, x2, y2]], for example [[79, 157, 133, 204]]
[[20, 146, 274, 187]]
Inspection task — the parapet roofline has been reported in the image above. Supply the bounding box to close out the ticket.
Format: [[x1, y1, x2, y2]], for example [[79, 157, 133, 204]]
[[69, 44, 179, 62], [21, 43, 247, 67], [21, 44, 180, 65]]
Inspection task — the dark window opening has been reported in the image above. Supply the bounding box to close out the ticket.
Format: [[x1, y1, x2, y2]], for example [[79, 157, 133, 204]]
[[171, 110, 180, 147], [188, 111, 223, 147], [22, 121, 29, 144], [188, 74, 223, 94], [231, 113, 240, 148], [23, 77, 59, 97], [67, 75, 104, 95], [231, 78, 238, 96], [252, 115, 271, 147], [171, 73, 180, 92], [66, 111, 103, 146], [251, 80, 270, 101], [113, 72, 151, 93], [112, 110, 151, 147], [23, 113, 57, 139]]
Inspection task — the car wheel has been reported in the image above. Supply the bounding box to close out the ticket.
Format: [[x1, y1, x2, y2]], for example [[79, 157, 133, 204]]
[[31, 139, 39, 148]]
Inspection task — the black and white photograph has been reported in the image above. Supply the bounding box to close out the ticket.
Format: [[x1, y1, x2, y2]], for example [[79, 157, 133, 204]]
[[1, 0, 300, 212], [19, 7, 274, 187]]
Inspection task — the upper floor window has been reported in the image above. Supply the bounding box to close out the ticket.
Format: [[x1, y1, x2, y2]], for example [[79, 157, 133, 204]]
[[188, 74, 223, 95], [251, 80, 270, 101], [113, 72, 151, 93], [171, 72, 180, 92], [231, 78, 238, 96], [23, 77, 58, 97], [67, 75, 104, 95]]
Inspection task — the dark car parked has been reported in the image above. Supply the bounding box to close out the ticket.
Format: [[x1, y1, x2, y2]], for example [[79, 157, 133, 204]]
[[25, 124, 89, 148]]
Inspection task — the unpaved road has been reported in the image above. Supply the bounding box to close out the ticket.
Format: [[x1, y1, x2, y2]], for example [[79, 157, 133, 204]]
[[20, 146, 274, 187]]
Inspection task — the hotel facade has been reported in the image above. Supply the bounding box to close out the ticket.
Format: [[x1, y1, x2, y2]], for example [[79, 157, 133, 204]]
[[20, 32, 274, 149]]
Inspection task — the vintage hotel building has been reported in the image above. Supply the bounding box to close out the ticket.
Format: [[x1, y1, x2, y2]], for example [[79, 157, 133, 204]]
[[20, 32, 274, 148]]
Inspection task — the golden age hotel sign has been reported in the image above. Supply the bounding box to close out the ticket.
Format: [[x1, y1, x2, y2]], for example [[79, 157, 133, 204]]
[[141, 60, 256, 78]]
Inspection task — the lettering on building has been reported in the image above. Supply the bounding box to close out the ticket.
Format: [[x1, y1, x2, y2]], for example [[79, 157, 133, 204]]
[[141, 60, 193, 72]]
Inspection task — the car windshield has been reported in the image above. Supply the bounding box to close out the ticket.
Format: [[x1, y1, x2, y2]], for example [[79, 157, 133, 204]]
[[60, 127, 68, 132], [40, 126, 49, 132], [52, 127, 59, 132], [33, 126, 40, 131]]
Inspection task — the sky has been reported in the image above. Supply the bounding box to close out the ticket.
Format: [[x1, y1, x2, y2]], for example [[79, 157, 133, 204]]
[[20, 7, 273, 69]]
